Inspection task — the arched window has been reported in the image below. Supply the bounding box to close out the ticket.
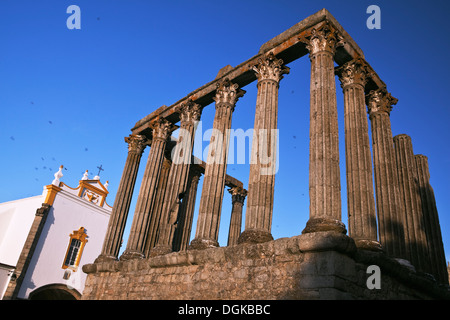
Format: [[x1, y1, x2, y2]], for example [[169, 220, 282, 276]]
[[62, 227, 88, 271]]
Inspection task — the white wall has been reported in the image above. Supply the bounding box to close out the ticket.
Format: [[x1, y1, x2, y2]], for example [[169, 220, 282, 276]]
[[17, 189, 111, 299], [0, 195, 43, 299], [0, 195, 43, 266]]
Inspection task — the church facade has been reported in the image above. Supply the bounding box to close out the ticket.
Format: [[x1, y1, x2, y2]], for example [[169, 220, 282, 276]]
[[0, 166, 112, 300]]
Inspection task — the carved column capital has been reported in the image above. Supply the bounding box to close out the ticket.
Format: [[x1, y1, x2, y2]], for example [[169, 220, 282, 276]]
[[189, 164, 203, 180], [150, 119, 175, 142], [213, 78, 245, 111], [366, 87, 398, 117], [228, 186, 247, 204], [124, 134, 147, 155], [177, 100, 203, 125], [301, 21, 344, 56], [253, 52, 290, 84], [335, 58, 370, 89]]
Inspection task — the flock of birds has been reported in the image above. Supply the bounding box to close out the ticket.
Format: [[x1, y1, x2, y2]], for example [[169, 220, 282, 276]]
[[7, 101, 96, 182]]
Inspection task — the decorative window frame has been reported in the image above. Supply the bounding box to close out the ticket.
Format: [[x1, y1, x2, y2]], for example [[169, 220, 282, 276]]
[[62, 227, 88, 272]]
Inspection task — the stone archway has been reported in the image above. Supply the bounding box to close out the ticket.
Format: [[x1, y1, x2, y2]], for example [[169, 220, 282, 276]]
[[28, 284, 81, 300]]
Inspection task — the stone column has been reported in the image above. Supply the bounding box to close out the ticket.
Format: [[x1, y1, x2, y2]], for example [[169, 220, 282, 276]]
[[393, 134, 428, 271], [172, 165, 202, 252], [300, 22, 346, 234], [227, 187, 247, 246], [120, 119, 174, 260], [415, 154, 448, 284], [151, 101, 202, 256], [239, 52, 289, 244], [335, 59, 380, 251], [189, 79, 245, 250], [366, 87, 406, 259], [143, 156, 171, 258], [447, 262, 450, 285], [96, 134, 147, 262]]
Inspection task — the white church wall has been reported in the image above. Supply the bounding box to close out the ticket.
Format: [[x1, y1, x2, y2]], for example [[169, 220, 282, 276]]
[[0, 195, 44, 266], [17, 188, 111, 299], [0, 194, 44, 299]]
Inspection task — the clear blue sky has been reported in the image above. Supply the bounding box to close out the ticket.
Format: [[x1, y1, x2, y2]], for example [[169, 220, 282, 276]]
[[1, 1, 449, 264]]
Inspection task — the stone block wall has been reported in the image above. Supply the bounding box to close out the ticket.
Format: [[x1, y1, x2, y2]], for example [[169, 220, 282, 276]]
[[81, 232, 449, 300]]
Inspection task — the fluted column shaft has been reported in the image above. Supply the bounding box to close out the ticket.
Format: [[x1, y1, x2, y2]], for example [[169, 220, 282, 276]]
[[393, 134, 428, 271], [96, 134, 147, 262], [152, 102, 202, 256], [239, 52, 289, 244], [172, 166, 202, 252], [415, 154, 448, 285], [367, 88, 406, 259], [189, 79, 245, 250], [301, 22, 345, 234], [120, 119, 174, 260], [143, 156, 171, 257], [336, 59, 380, 250], [228, 187, 247, 246]]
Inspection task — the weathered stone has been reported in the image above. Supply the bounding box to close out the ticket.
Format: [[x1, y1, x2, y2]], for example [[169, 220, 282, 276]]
[[121, 119, 175, 260], [172, 166, 202, 251], [82, 232, 450, 300], [415, 154, 449, 285], [241, 52, 289, 244], [152, 101, 202, 256], [300, 22, 345, 235], [143, 156, 171, 257], [190, 79, 245, 250], [227, 186, 247, 246], [366, 87, 406, 260], [81, 10, 449, 301], [393, 134, 428, 272], [96, 134, 147, 263], [336, 59, 380, 251]]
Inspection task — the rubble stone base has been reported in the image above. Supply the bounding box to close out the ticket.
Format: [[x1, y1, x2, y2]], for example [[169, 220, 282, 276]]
[[81, 232, 449, 300]]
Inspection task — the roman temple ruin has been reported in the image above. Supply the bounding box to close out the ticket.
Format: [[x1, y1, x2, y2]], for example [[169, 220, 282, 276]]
[[81, 9, 449, 300]]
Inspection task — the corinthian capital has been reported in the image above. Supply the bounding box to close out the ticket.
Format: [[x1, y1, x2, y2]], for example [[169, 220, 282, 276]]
[[301, 21, 344, 56], [228, 186, 248, 204], [213, 78, 245, 110], [151, 119, 175, 141], [335, 58, 370, 89], [253, 52, 290, 83], [178, 100, 203, 125], [366, 87, 398, 116], [124, 134, 147, 155]]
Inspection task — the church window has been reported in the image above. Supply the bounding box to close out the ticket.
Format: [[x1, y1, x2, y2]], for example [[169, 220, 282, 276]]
[[62, 227, 88, 271]]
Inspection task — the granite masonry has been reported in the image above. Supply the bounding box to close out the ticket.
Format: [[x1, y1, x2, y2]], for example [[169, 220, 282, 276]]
[[82, 9, 449, 300]]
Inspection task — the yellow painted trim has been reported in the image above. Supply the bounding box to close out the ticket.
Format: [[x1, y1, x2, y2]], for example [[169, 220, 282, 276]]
[[59, 182, 80, 191], [43, 185, 62, 206], [62, 227, 88, 272], [59, 180, 110, 208], [78, 180, 109, 207], [79, 180, 109, 196]]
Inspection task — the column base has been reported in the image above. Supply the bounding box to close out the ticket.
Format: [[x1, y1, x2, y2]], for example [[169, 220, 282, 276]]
[[188, 238, 219, 250], [120, 250, 144, 261], [149, 245, 172, 257], [238, 229, 273, 244], [354, 239, 383, 252], [94, 254, 118, 263], [302, 218, 347, 234]]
